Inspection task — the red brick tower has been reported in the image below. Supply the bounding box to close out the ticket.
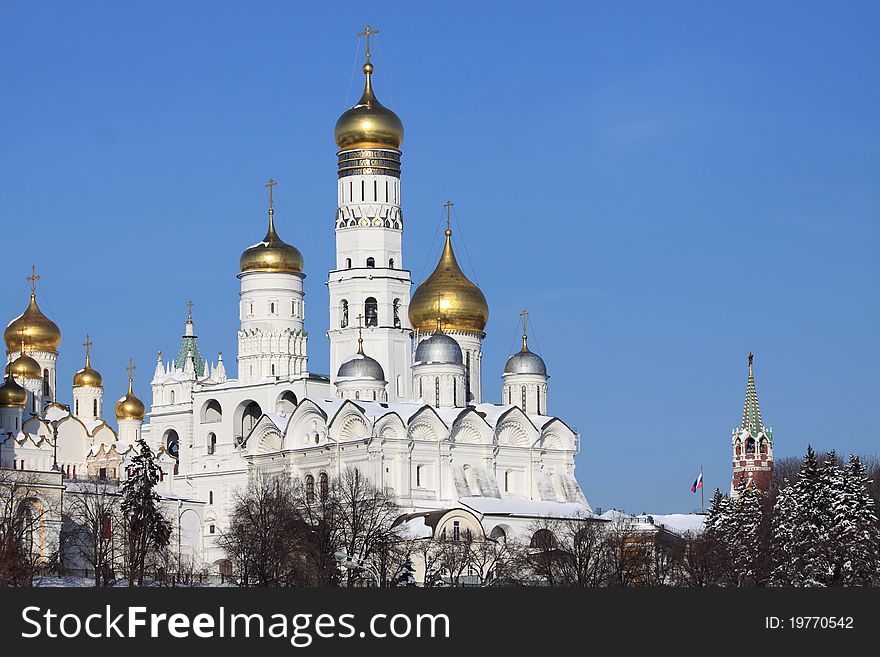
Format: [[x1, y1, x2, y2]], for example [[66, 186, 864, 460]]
[[731, 352, 773, 494]]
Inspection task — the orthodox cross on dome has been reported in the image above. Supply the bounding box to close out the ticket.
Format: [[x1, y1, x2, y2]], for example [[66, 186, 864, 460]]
[[126, 357, 136, 382], [265, 178, 277, 212], [358, 25, 379, 62], [355, 313, 365, 354], [27, 265, 40, 296], [520, 309, 529, 350], [444, 200, 453, 234], [83, 334, 93, 364]]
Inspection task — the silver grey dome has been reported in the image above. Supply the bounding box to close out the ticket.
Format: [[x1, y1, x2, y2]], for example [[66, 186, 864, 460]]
[[503, 348, 547, 376], [337, 353, 386, 382], [415, 332, 463, 365]]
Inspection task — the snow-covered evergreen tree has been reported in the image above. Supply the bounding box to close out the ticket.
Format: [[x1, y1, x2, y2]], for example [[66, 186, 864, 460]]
[[391, 556, 417, 587], [770, 478, 796, 585], [121, 438, 171, 586], [830, 455, 880, 585], [729, 477, 764, 585]]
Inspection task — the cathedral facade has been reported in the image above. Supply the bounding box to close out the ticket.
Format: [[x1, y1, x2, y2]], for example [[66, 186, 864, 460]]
[[1, 35, 589, 569]]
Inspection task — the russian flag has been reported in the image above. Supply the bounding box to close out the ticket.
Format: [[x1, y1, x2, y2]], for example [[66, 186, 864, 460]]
[[691, 472, 703, 493]]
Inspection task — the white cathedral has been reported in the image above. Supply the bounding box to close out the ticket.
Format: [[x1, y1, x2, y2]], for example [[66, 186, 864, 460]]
[[1, 34, 590, 569]]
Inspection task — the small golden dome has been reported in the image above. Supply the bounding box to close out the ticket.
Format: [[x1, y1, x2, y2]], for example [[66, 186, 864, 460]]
[[409, 229, 488, 334], [334, 62, 404, 151], [73, 335, 102, 388], [6, 353, 42, 380], [115, 366, 145, 421], [0, 370, 27, 408], [240, 210, 304, 274], [4, 292, 61, 354]]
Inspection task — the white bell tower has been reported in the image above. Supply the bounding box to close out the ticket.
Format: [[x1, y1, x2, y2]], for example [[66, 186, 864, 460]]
[[328, 26, 411, 401]]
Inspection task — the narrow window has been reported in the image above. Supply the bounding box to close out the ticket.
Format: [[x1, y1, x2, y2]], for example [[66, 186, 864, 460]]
[[345, 258, 352, 269], [366, 257, 375, 268], [319, 472, 329, 501], [271, 364, 276, 376], [208, 433, 216, 455], [364, 297, 378, 326], [171, 390, 176, 404], [521, 386, 526, 411], [210, 524, 216, 534], [43, 369, 50, 397], [465, 352, 471, 401], [75, 399, 79, 415], [385, 180, 388, 201], [361, 180, 365, 200], [270, 302, 276, 314], [453, 379, 457, 407], [373, 180, 377, 200], [537, 391, 541, 415], [355, 391, 360, 400], [341, 299, 349, 328], [209, 491, 214, 505], [389, 258, 394, 269], [453, 520, 461, 542], [393, 298, 401, 328], [419, 378, 423, 398], [349, 181, 352, 201], [435, 377, 440, 406], [416, 465, 422, 487], [306, 475, 315, 503], [93, 399, 98, 417]]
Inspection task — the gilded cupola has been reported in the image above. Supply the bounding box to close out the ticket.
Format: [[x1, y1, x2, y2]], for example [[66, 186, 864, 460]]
[[4, 268, 62, 354], [73, 335, 103, 388], [239, 179, 304, 275], [409, 224, 488, 335], [0, 369, 27, 408], [334, 26, 403, 152], [115, 359, 145, 422], [5, 338, 42, 381]]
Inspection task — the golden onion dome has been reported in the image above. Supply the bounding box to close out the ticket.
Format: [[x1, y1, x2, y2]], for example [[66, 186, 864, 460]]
[[115, 374, 145, 421], [409, 229, 488, 334], [240, 209, 304, 275], [6, 352, 42, 380], [4, 292, 61, 354], [0, 370, 27, 408], [334, 62, 403, 151], [73, 344, 102, 388]]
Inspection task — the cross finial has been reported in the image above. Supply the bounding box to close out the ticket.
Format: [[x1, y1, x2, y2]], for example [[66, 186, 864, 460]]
[[358, 25, 380, 62], [443, 200, 454, 235], [126, 357, 136, 381], [19, 327, 28, 355], [748, 351, 754, 370], [355, 313, 365, 354], [186, 300, 194, 321], [520, 309, 529, 350], [265, 178, 277, 212], [26, 265, 40, 297], [83, 334, 93, 364]]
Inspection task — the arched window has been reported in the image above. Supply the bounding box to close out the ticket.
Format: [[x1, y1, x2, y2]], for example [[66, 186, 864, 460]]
[[202, 399, 222, 423], [536, 391, 540, 415], [489, 526, 507, 542], [239, 401, 262, 439], [355, 391, 360, 400], [319, 472, 329, 501], [416, 464, 423, 487], [760, 438, 768, 455], [504, 470, 511, 492], [364, 297, 378, 327], [453, 379, 457, 407], [393, 298, 401, 328], [389, 258, 395, 269], [170, 390, 176, 404], [735, 439, 741, 456], [366, 257, 375, 269], [305, 475, 315, 504], [372, 390, 377, 400], [207, 433, 216, 455], [340, 300, 349, 328], [345, 258, 352, 269], [164, 430, 180, 458], [746, 437, 756, 454], [277, 391, 297, 413], [43, 369, 50, 397], [530, 529, 557, 550]]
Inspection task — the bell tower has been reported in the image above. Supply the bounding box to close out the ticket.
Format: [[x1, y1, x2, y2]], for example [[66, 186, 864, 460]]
[[328, 26, 412, 401], [731, 352, 773, 493]]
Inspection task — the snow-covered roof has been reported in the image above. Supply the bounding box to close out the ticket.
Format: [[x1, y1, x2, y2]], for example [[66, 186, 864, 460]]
[[639, 513, 706, 535], [460, 496, 594, 520], [395, 516, 433, 539]]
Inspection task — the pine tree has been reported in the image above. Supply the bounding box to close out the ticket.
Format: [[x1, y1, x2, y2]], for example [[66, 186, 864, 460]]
[[830, 455, 880, 585], [787, 446, 835, 586], [391, 556, 417, 587], [121, 438, 171, 586], [770, 479, 796, 585], [729, 479, 764, 586]]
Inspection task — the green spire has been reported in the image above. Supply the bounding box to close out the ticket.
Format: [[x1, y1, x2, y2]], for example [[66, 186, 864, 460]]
[[174, 301, 205, 376], [740, 351, 764, 435]]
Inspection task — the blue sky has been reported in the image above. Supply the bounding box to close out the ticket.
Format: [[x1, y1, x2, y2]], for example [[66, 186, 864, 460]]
[[1, 1, 878, 513]]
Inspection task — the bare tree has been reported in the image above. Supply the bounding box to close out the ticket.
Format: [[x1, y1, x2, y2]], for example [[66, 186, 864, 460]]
[[61, 479, 120, 587], [0, 470, 60, 586], [218, 472, 312, 586]]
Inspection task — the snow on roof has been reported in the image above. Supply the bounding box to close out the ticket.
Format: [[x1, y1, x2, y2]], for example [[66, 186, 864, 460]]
[[44, 405, 70, 422], [460, 496, 593, 519], [395, 516, 433, 540], [640, 513, 706, 535]]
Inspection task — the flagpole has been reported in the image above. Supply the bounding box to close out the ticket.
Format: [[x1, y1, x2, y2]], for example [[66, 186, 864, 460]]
[[700, 465, 704, 514]]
